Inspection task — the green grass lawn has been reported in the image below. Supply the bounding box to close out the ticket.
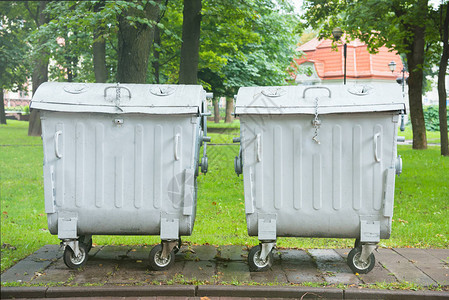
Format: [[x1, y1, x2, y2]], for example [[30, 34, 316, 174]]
[[1, 120, 448, 273]]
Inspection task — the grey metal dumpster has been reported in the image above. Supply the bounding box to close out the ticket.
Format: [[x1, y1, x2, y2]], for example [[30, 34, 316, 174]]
[[31, 82, 211, 270], [233, 85, 405, 273]]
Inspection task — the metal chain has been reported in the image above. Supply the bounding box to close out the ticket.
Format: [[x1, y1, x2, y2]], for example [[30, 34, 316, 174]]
[[312, 97, 321, 144], [116, 82, 121, 105]]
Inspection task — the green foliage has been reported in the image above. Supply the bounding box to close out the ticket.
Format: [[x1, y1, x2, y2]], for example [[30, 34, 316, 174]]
[[0, 2, 34, 91], [423, 105, 449, 132]]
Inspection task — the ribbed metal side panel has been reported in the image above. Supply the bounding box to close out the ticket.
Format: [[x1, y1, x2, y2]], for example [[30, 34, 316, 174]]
[[95, 123, 104, 208], [313, 154, 322, 210], [153, 125, 162, 209], [293, 126, 302, 210], [114, 156, 124, 208], [173, 126, 183, 209], [255, 131, 263, 209], [352, 125, 362, 210], [55, 123, 64, 207], [75, 123, 85, 208], [274, 126, 282, 210], [373, 124, 383, 211], [134, 125, 144, 209], [332, 125, 342, 210]]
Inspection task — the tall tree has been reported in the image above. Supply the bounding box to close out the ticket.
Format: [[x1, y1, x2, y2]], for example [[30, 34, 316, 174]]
[[92, 0, 107, 83], [178, 0, 202, 84], [0, 1, 34, 125], [26, 0, 50, 136], [304, 0, 432, 149], [437, 3, 449, 156], [117, 0, 161, 83]]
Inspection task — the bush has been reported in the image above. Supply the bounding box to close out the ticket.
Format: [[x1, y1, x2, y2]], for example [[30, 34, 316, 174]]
[[423, 105, 449, 132]]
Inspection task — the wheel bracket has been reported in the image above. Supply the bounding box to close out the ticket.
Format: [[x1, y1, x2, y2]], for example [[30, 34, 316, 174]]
[[259, 242, 275, 261], [360, 244, 377, 263], [64, 239, 80, 257], [161, 240, 178, 260]]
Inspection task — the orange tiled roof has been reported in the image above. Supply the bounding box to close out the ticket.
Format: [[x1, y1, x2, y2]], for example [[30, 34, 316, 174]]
[[295, 37, 405, 81]]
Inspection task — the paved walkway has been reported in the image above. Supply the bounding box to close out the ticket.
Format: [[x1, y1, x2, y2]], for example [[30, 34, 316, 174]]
[[1, 244, 448, 299]]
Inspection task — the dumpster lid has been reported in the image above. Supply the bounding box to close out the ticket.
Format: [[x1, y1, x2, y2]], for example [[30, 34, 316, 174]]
[[235, 85, 406, 115], [31, 82, 206, 114]]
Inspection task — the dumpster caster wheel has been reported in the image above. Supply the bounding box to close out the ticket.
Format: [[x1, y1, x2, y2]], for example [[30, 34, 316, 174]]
[[347, 247, 375, 274], [149, 244, 175, 271], [63, 243, 88, 269], [248, 245, 273, 272]]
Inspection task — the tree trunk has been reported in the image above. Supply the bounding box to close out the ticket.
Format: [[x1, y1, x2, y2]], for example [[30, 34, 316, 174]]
[[225, 98, 233, 123], [178, 0, 201, 84], [406, 24, 427, 150], [213, 99, 219, 123], [117, 0, 161, 83], [153, 26, 161, 84], [438, 3, 449, 156], [93, 0, 107, 83], [28, 0, 49, 137], [1, 89, 6, 125]]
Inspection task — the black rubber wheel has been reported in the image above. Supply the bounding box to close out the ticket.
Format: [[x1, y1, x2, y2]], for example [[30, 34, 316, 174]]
[[149, 244, 175, 271], [173, 238, 182, 254], [248, 244, 273, 272], [63, 242, 88, 269], [347, 247, 375, 274]]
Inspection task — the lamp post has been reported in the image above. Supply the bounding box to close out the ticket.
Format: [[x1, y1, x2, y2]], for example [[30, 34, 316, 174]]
[[332, 27, 347, 85], [388, 60, 407, 95], [388, 61, 407, 131]]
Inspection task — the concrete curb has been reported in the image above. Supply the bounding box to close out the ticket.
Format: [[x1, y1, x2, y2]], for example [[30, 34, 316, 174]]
[[197, 285, 343, 298], [1, 285, 448, 299]]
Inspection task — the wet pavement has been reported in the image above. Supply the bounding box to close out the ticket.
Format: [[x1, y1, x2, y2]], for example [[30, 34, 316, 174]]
[[1, 244, 448, 299]]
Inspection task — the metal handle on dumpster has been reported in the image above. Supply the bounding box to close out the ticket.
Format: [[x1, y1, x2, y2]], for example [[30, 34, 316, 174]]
[[174, 134, 180, 161], [302, 86, 332, 98], [374, 133, 381, 162], [256, 134, 262, 162], [103, 84, 132, 100], [54, 130, 62, 159]]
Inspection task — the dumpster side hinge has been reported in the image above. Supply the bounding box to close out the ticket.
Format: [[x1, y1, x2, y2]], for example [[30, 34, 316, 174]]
[[258, 214, 277, 241], [360, 219, 380, 243], [160, 213, 179, 240], [58, 212, 78, 239]]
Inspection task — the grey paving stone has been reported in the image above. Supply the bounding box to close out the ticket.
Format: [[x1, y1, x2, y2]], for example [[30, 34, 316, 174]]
[[179, 244, 218, 261], [30, 262, 72, 284], [182, 260, 216, 282], [425, 249, 449, 262], [106, 260, 150, 284], [394, 248, 449, 285], [249, 261, 289, 284], [308, 249, 361, 285], [71, 261, 117, 285], [375, 248, 436, 286], [217, 261, 251, 283], [279, 249, 323, 283], [93, 245, 132, 261], [334, 248, 397, 284], [127, 246, 152, 261], [217, 245, 247, 261], [145, 261, 185, 283]]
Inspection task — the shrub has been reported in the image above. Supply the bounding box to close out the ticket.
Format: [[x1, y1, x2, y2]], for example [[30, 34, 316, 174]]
[[423, 105, 449, 132]]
